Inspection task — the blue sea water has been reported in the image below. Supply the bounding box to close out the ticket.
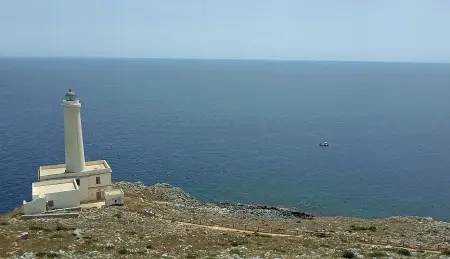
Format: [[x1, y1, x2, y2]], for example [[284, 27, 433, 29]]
[[1, 58, 450, 221]]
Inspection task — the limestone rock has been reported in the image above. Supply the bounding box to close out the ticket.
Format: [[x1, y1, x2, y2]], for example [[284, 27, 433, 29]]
[[72, 229, 82, 239], [18, 232, 29, 240]]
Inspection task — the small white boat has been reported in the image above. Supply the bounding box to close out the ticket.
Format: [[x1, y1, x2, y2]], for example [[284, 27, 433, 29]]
[[319, 142, 329, 147]]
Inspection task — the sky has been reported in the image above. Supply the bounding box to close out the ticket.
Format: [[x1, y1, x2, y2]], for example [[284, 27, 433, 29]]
[[1, 0, 450, 63]]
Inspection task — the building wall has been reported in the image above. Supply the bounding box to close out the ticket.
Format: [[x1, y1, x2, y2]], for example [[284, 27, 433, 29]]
[[23, 196, 46, 215], [75, 172, 112, 202], [88, 185, 113, 201], [45, 189, 80, 210], [77, 177, 89, 201], [105, 191, 124, 206]]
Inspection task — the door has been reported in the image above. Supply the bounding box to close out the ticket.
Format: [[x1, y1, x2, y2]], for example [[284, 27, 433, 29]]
[[96, 191, 102, 200]]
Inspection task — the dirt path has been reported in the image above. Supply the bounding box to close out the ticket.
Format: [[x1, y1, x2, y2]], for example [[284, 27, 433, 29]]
[[157, 216, 444, 254], [144, 200, 445, 254], [179, 221, 296, 237], [353, 240, 442, 254]]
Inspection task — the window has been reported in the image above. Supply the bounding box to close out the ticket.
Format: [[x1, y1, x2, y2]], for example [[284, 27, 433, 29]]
[[48, 200, 54, 207], [96, 177, 101, 184], [96, 191, 102, 200], [76, 179, 80, 186]]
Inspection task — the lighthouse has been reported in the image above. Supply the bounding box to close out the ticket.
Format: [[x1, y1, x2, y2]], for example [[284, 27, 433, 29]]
[[23, 89, 122, 215], [63, 89, 86, 173]]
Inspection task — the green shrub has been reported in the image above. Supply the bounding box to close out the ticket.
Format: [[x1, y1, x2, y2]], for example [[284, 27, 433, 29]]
[[230, 239, 248, 247], [229, 249, 244, 256], [49, 233, 64, 239], [56, 224, 76, 231], [349, 225, 377, 232], [253, 232, 271, 238], [273, 247, 286, 253], [36, 252, 59, 258], [342, 249, 355, 258], [47, 252, 59, 258], [0, 221, 9, 226], [368, 251, 387, 257], [441, 249, 450, 255], [104, 243, 115, 250], [397, 248, 411, 256], [29, 224, 52, 232], [118, 248, 130, 255], [145, 244, 153, 249], [186, 252, 198, 258], [230, 241, 239, 247]]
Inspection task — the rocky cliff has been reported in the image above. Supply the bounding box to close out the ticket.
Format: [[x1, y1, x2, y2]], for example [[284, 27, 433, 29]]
[[1, 181, 450, 258]]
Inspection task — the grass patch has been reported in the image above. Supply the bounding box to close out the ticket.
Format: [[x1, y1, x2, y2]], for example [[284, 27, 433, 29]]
[[5, 206, 23, 218], [301, 238, 320, 249], [342, 249, 355, 258], [228, 249, 244, 256], [441, 249, 450, 255], [273, 247, 286, 253], [49, 233, 65, 239], [47, 252, 60, 258], [368, 251, 387, 257], [114, 212, 123, 219], [315, 232, 328, 238], [397, 248, 411, 256], [230, 239, 249, 247], [29, 224, 52, 232], [35, 252, 59, 258], [349, 225, 377, 232], [56, 224, 76, 231], [186, 252, 198, 258], [230, 241, 240, 247], [103, 243, 115, 250], [254, 232, 271, 238], [84, 236, 97, 245]]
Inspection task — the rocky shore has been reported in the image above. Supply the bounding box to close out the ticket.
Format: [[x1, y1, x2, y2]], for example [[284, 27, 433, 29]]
[[115, 181, 314, 221], [1, 181, 450, 258]]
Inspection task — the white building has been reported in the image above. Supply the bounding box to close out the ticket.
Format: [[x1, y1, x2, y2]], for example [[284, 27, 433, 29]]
[[23, 90, 123, 215]]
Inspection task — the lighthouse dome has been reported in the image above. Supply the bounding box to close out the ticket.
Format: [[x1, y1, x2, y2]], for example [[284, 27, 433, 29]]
[[65, 89, 77, 101]]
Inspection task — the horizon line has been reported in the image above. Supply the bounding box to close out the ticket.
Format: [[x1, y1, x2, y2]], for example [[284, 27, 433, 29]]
[[0, 55, 449, 65]]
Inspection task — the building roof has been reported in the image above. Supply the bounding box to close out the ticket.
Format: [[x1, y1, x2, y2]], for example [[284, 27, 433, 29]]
[[105, 189, 124, 196], [39, 160, 111, 179], [32, 179, 77, 197]]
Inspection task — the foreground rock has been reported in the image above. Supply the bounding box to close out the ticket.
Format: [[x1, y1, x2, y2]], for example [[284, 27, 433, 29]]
[[0, 181, 449, 259]]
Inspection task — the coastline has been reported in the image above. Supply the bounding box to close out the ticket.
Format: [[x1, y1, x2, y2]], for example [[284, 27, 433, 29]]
[[1, 181, 450, 258]]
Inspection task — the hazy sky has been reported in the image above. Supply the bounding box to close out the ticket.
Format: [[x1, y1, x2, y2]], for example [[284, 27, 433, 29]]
[[1, 0, 450, 62]]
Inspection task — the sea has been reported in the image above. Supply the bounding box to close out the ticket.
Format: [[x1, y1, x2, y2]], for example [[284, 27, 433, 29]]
[[1, 58, 450, 221]]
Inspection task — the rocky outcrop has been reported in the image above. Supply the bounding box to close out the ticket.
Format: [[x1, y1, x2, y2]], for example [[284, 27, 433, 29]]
[[114, 181, 314, 221]]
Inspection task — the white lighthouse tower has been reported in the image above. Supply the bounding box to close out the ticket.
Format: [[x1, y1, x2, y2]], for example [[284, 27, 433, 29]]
[[63, 89, 86, 173]]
